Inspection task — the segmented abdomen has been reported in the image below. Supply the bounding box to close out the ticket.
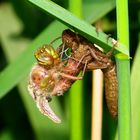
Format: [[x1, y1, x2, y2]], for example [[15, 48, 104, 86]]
[[102, 65, 118, 118]]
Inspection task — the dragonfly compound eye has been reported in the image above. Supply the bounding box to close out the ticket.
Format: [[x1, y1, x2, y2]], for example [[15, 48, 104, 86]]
[[34, 45, 59, 67], [45, 45, 59, 59]]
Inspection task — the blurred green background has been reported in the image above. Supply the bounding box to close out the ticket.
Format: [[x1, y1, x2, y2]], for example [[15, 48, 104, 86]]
[[0, 0, 139, 140]]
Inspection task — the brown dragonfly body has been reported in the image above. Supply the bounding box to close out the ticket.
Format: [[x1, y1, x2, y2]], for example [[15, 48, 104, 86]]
[[62, 29, 118, 118]]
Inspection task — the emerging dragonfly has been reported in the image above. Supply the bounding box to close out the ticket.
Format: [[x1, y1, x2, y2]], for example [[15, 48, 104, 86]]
[[28, 39, 86, 123], [28, 29, 118, 123]]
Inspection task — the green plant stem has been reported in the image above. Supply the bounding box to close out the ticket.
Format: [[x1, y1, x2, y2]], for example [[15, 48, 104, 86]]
[[69, 0, 82, 18], [69, 0, 83, 140], [116, 0, 131, 139], [116, 57, 131, 139]]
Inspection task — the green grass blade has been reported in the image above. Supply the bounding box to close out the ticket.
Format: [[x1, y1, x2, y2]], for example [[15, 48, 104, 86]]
[[28, 0, 129, 56], [69, 0, 83, 140], [116, 0, 131, 139]]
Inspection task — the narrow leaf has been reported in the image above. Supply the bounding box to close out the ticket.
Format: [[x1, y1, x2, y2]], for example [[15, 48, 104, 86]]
[[28, 0, 129, 56]]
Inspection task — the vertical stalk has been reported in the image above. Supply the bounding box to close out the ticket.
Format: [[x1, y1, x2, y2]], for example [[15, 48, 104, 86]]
[[69, 0, 82, 18], [91, 70, 103, 140], [69, 0, 83, 140], [116, 0, 131, 139]]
